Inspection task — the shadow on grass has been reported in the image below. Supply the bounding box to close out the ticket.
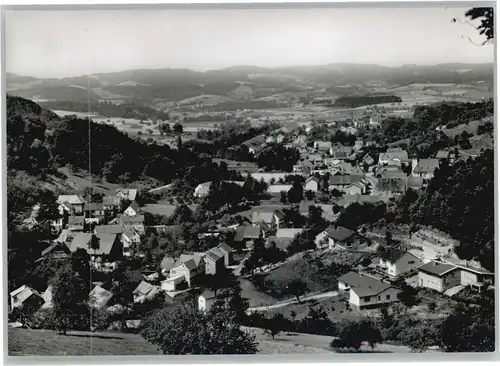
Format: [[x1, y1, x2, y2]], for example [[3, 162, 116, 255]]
[[63, 333, 124, 340]]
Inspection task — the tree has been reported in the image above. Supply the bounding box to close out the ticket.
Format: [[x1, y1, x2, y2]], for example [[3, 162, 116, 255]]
[[457, 7, 494, 45], [306, 205, 325, 229], [141, 304, 258, 354], [283, 279, 308, 304], [331, 320, 382, 351], [287, 181, 304, 207], [173, 123, 183, 133], [263, 314, 286, 339], [397, 284, 419, 310], [88, 234, 100, 257], [51, 264, 90, 335], [305, 190, 315, 201], [280, 190, 288, 204]]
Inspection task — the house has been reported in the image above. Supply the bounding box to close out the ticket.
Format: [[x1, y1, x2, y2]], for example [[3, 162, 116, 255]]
[[161, 275, 186, 292], [216, 243, 235, 267], [68, 216, 85, 231], [204, 247, 225, 275], [121, 228, 141, 257], [337, 272, 401, 309], [57, 195, 86, 214], [89, 285, 114, 309], [314, 141, 332, 151], [329, 175, 367, 194], [124, 202, 141, 217], [22, 204, 40, 228], [198, 290, 217, 313], [377, 170, 408, 194], [103, 195, 122, 212], [294, 134, 308, 146], [378, 248, 421, 277], [194, 182, 212, 198], [9, 285, 44, 312], [344, 181, 366, 196], [267, 184, 293, 194], [252, 210, 284, 229], [378, 150, 409, 167], [169, 257, 205, 287], [435, 150, 450, 161], [455, 263, 494, 289], [321, 225, 363, 250], [36, 241, 71, 262], [120, 214, 145, 234], [116, 188, 138, 202], [417, 261, 462, 293], [406, 176, 424, 190], [412, 158, 440, 181], [95, 224, 123, 235], [69, 232, 123, 260], [85, 202, 106, 219], [293, 160, 313, 175], [276, 134, 285, 144], [362, 153, 376, 166], [160, 255, 176, 275], [418, 261, 494, 293], [304, 176, 321, 192], [330, 146, 353, 160], [273, 228, 304, 251], [354, 140, 364, 151], [133, 281, 161, 303], [234, 225, 263, 249]]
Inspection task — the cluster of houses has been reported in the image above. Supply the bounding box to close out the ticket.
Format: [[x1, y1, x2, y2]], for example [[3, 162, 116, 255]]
[[313, 223, 494, 309]]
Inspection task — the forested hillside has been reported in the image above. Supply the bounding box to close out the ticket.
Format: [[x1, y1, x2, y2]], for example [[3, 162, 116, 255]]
[[396, 149, 494, 270]]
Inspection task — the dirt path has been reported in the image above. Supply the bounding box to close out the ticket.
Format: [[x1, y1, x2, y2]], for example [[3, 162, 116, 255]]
[[247, 291, 340, 312]]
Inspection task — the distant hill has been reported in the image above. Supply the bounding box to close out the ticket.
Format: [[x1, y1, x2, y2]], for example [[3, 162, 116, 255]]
[[6, 62, 494, 105]]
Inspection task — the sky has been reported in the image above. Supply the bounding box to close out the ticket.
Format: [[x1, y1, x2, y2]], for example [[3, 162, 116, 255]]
[[5, 6, 495, 78]]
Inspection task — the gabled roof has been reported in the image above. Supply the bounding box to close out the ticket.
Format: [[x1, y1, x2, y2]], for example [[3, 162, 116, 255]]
[[234, 225, 261, 241], [69, 233, 119, 255], [205, 248, 224, 262], [57, 195, 85, 205], [436, 150, 450, 159], [413, 159, 440, 174], [116, 188, 138, 201], [329, 175, 363, 186], [379, 248, 417, 263], [217, 242, 235, 254], [10, 285, 43, 304], [89, 285, 113, 309], [407, 176, 424, 189], [337, 271, 394, 297], [306, 176, 320, 184], [200, 290, 217, 300], [276, 228, 303, 238], [95, 225, 123, 234], [103, 195, 122, 206], [41, 242, 70, 257], [161, 256, 176, 271], [126, 202, 141, 213], [252, 211, 275, 224], [180, 253, 204, 267], [381, 170, 407, 180], [325, 226, 355, 242], [133, 281, 155, 296], [379, 150, 409, 163], [273, 209, 285, 220], [181, 259, 198, 271], [418, 261, 458, 277]]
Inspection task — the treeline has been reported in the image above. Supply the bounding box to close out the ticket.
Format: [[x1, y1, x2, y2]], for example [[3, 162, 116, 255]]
[[376, 99, 493, 157], [395, 149, 493, 270], [334, 95, 402, 108], [187, 100, 287, 112], [184, 113, 233, 123], [188, 121, 277, 161], [40, 100, 170, 120], [257, 144, 300, 172]]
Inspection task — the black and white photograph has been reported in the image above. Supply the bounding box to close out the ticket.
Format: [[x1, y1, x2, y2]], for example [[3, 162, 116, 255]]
[[2, 2, 496, 357]]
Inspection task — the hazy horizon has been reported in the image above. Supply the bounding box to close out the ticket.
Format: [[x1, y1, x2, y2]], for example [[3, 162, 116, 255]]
[[6, 6, 495, 79]]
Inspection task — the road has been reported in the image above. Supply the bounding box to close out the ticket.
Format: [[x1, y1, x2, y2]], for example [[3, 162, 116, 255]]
[[247, 290, 340, 312]]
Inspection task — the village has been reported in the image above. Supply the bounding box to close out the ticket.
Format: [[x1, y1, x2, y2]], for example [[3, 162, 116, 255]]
[[9, 113, 494, 336]]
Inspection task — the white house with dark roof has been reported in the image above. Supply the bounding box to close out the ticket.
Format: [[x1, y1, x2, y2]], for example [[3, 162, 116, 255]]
[[304, 176, 321, 192], [89, 285, 114, 309], [198, 290, 218, 313], [203, 247, 225, 275], [412, 158, 440, 181], [315, 225, 363, 250], [69, 232, 123, 260], [57, 195, 86, 215], [133, 281, 161, 303], [116, 188, 138, 201], [378, 150, 409, 167], [378, 248, 421, 277], [337, 272, 401, 309], [124, 202, 141, 217], [9, 285, 44, 312], [417, 261, 462, 293]]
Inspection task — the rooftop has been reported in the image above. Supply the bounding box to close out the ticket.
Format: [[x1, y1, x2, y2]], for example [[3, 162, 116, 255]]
[[418, 261, 458, 277], [338, 271, 395, 297]]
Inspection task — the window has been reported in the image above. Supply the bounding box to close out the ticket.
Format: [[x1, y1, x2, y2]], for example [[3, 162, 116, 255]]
[[408, 261, 415, 264], [386, 294, 390, 300], [364, 297, 370, 303], [378, 296, 381, 301]]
